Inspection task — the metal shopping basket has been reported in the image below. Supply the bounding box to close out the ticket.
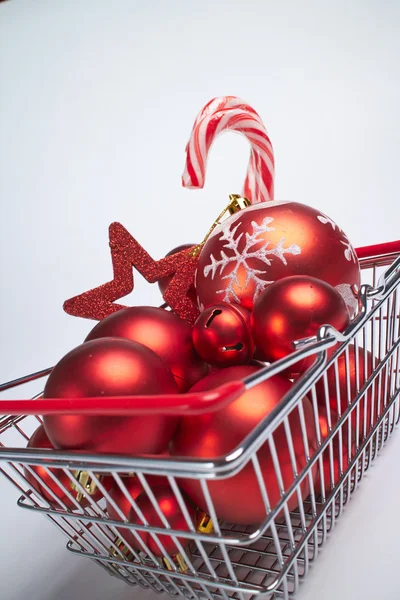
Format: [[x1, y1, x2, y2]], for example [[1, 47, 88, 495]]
[[1, 239, 400, 600]]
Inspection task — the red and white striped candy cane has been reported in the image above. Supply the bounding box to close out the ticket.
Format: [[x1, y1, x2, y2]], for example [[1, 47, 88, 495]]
[[182, 96, 275, 204]]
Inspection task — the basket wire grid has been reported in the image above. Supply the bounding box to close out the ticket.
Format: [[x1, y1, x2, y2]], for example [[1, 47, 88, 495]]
[[1, 241, 400, 600]]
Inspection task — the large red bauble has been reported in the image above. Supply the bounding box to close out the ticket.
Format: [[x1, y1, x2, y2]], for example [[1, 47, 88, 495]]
[[315, 345, 378, 446], [43, 338, 178, 454], [24, 425, 111, 509], [85, 306, 208, 392], [129, 487, 196, 558], [192, 302, 254, 367], [251, 276, 350, 374], [195, 201, 360, 313], [158, 244, 196, 297], [171, 365, 317, 525]]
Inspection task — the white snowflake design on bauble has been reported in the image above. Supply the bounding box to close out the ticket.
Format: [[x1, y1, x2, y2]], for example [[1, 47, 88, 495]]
[[203, 216, 301, 304], [335, 283, 359, 315], [317, 214, 357, 263]]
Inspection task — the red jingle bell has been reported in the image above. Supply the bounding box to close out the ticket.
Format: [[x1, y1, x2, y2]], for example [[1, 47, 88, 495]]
[[192, 303, 254, 367], [251, 275, 350, 374], [43, 338, 178, 455], [129, 487, 196, 569], [195, 201, 360, 315], [315, 345, 378, 446], [24, 425, 111, 509], [171, 365, 317, 525], [158, 244, 196, 298], [85, 306, 208, 392]]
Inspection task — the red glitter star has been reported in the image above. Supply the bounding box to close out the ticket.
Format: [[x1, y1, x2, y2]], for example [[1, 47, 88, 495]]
[[63, 222, 200, 324]]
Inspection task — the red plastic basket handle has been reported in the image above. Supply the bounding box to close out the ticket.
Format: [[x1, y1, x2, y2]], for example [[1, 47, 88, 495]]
[[0, 380, 245, 417]]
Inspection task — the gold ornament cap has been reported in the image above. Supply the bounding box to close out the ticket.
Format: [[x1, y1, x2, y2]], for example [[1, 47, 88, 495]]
[[71, 470, 99, 503], [162, 553, 189, 573], [227, 194, 251, 214], [197, 511, 214, 534], [191, 194, 250, 258]]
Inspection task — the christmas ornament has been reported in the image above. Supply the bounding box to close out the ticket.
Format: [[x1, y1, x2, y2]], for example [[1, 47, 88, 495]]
[[158, 244, 196, 297], [106, 476, 144, 546], [195, 201, 360, 312], [314, 405, 351, 494], [129, 487, 196, 571], [85, 306, 208, 392], [182, 96, 274, 204], [171, 365, 317, 525], [192, 302, 254, 367], [43, 338, 178, 454], [316, 345, 378, 445], [251, 275, 350, 374], [64, 222, 200, 324], [317, 441, 351, 495], [24, 424, 110, 509]]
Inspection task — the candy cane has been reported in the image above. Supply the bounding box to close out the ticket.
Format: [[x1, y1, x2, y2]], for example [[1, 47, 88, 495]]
[[182, 96, 275, 204], [187, 95, 262, 139]]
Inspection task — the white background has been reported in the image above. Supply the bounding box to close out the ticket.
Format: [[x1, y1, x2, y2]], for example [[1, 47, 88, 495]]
[[1, 0, 400, 598]]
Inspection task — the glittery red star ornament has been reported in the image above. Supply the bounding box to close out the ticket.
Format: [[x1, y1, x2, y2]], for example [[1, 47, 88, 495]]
[[63, 222, 200, 324]]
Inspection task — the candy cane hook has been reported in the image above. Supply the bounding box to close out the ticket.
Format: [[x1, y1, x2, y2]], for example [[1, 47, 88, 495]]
[[182, 96, 275, 204]]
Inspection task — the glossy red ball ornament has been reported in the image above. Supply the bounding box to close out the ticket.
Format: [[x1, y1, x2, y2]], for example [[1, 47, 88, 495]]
[[314, 406, 351, 494], [24, 425, 111, 509], [171, 365, 317, 525], [129, 487, 196, 560], [195, 201, 360, 314], [107, 476, 144, 546], [192, 303, 254, 367], [107, 477, 143, 522], [158, 244, 196, 297], [86, 306, 208, 392], [43, 338, 178, 454], [316, 345, 378, 446], [251, 276, 350, 374]]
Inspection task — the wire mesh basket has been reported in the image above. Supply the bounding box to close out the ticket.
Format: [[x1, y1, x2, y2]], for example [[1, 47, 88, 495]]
[[1, 239, 400, 600]]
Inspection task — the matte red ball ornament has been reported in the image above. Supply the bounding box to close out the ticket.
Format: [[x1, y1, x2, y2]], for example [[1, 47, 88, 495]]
[[129, 487, 196, 564], [251, 275, 350, 374], [86, 306, 208, 392], [158, 244, 196, 297], [171, 365, 317, 525], [24, 425, 111, 509], [195, 201, 360, 314], [192, 303, 254, 367], [316, 345, 378, 445], [43, 338, 178, 454]]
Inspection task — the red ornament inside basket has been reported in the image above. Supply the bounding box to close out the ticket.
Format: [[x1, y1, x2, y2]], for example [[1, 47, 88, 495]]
[[171, 364, 318, 526]]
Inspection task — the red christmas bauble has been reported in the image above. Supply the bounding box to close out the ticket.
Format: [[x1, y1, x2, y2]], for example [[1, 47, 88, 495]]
[[171, 365, 317, 525], [24, 425, 111, 509], [158, 244, 196, 297], [43, 338, 178, 454], [314, 406, 351, 494], [107, 477, 143, 522], [251, 276, 350, 374], [195, 201, 360, 314], [315, 345, 378, 445], [107, 476, 144, 546], [86, 306, 208, 392], [192, 303, 254, 367], [129, 487, 196, 558]]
